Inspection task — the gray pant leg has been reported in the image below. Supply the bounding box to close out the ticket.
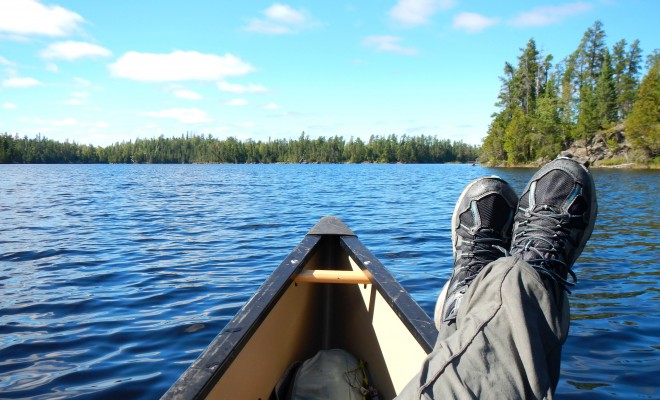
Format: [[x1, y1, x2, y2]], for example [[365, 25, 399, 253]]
[[397, 256, 569, 400]]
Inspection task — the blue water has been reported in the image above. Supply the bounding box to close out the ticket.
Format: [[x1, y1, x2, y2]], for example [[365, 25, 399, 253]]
[[0, 164, 657, 399]]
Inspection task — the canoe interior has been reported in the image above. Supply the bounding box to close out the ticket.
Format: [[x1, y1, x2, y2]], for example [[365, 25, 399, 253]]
[[164, 219, 438, 400]]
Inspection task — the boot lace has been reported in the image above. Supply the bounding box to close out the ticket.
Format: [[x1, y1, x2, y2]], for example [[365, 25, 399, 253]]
[[512, 205, 578, 292], [443, 229, 509, 323], [457, 228, 509, 285]]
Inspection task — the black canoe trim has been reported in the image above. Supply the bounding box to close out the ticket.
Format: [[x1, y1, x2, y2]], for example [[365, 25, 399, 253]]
[[339, 235, 438, 353], [307, 216, 356, 236], [163, 234, 322, 400]]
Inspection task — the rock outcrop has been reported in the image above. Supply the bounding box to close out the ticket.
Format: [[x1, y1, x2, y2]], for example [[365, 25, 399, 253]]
[[559, 124, 634, 167]]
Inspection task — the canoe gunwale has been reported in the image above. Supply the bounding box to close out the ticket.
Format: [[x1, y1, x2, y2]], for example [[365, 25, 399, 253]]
[[162, 217, 439, 399], [162, 234, 322, 399], [339, 235, 438, 353]]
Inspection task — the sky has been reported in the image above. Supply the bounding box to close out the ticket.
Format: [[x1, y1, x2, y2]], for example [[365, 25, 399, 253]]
[[0, 0, 657, 147]]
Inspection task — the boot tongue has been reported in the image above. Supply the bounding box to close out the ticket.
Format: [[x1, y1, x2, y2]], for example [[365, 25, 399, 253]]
[[533, 170, 575, 210], [517, 169, 573, 262]]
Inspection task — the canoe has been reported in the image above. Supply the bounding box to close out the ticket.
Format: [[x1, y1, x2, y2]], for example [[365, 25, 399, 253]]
[[163, 216, 439, 399]]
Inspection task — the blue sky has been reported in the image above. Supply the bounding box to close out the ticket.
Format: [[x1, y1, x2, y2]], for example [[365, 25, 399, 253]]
[[0, 0, 657, 147]]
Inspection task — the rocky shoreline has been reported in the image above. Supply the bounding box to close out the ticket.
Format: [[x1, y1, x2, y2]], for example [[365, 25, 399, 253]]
[[487, 124, 657, 169], [558, 124, 635, 168]]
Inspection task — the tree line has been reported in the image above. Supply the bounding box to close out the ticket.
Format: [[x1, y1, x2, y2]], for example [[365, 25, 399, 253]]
[[0, 132, 480, 164], [481, 20, 659, 164]]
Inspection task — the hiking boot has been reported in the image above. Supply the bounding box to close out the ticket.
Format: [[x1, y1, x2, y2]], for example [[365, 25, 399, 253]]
[[442, 176, 518, 323], [511, 157, 597, 292]]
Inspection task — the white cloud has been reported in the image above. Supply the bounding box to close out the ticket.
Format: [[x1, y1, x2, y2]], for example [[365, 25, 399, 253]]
[[235, 121, 255, 128], [0, 56, 14, 66], [40, 41, 112, 60], [245, 3, 311, 34], [173, 89, 202, 100], [363, 36, 417, 56], [389, 0, 456, 26], [510, 2, 593, 27], [144, 108, 212, 123], [2, 77, 41, 88], [265, 3, 306, 24], [46, 62, 59, 72], [217, 81, 268, 94], [263, 102, 280, 110], [109, 51, 255, 82], [453, 13, 499, 33], [225, 98, 248, 106], [0, 0, 83, 37], [3, 102, 17, 109]]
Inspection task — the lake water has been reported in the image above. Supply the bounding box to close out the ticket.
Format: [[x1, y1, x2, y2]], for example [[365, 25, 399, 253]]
[[1, 164, 658, 399]]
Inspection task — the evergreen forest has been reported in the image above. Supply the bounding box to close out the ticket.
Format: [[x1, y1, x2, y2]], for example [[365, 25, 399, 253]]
[[0, 132, 479, 164], [481, 20, 659, 165]]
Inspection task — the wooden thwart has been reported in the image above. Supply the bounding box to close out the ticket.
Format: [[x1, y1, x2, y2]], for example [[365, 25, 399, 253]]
[[294, 269, 372, 284]]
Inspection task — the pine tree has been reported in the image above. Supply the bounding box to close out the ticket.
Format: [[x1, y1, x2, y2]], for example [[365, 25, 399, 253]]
[[504, 107, 530, 163], [613, 39, 643, 119], [646, 49, 660, 70], [530, 76, 563, 160], [589, 22, 606, 71], [516, 39, 541, 114], [481, 112, 509, 163], [612, 39, 628, 120], [571, 21, 607, 139], [626, 58, 660, 159], [557, 54, 579, 141], [595, 50, 617, 129], [576, 84, 599, 137], [481, 60, 520, 163], [497, 62, 518, 111]]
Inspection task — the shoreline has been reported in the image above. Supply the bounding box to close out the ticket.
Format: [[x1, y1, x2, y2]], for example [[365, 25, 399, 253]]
[[483, 162, 659, 170]]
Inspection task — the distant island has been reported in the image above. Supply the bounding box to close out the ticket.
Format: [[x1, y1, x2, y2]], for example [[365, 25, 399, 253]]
[[0, 133, 479, 165], [480, 20, 658, 168]]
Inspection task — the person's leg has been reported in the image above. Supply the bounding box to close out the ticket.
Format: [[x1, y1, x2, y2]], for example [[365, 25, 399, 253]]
[[510, 157, 598, 300], [438, 176, 517, 339], [397, 158, 597, 399]]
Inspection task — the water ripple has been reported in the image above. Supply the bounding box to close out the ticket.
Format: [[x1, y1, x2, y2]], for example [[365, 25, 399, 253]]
[[0, 164, 657, 399]]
